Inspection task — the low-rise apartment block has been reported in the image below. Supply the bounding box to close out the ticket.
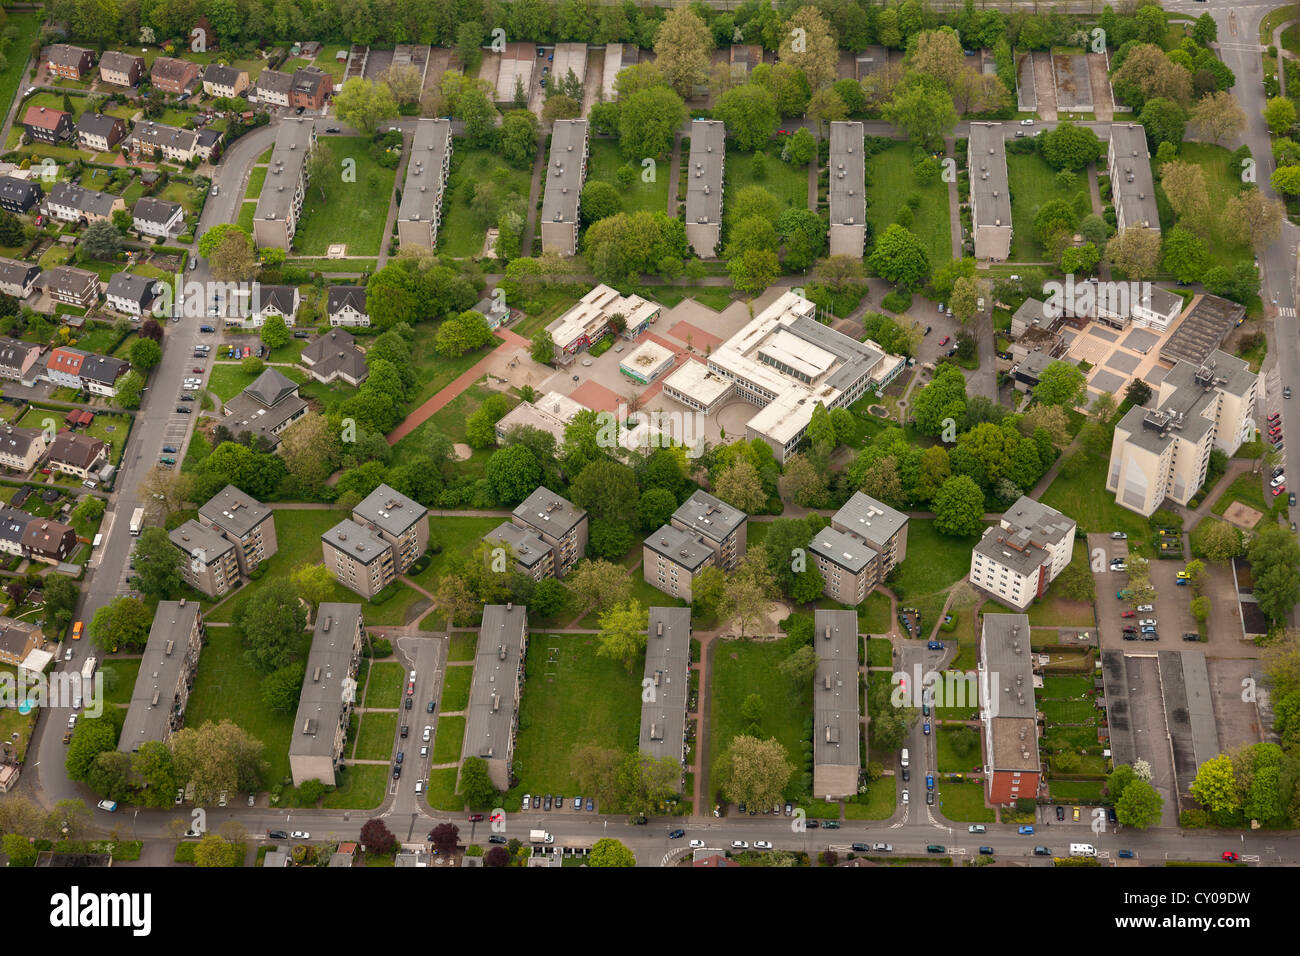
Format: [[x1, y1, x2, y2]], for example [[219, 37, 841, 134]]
[[117, 600, 204, 753], [300, 328, 368, 386], [289, 603, 364, 786], [253, 118, 315, 250], [978, 613, 1041, 805], [828, 121, 866, 257], [23, 106, 72, 145], [327, 286, 369, 327], [643, 524, 715, 602], [484, 521, 555, 581], [150, 56, 202, 95], [46, 44, 95, 80], [1109, 124, 1160, 234], [540, 119, 588, 256], [970, 497, 1077, 610], [397, 118, 451, 249], [808, 492, 909, 604], [105, 272, 164, 316], [46, 431, 107, 478], [0, 176, 43, 214], [38, 265, 99, 309], [812, 609, 860, 799], [220, 367, 308, 451], [197, 484, 278, 574], [511, 486, 587, 576], [169, 519, 241, 598], [685, 119, 724, 257], [23, 518, 77, 564], [321, 519, 395, 600], [969, 122, 1012, 261], [202, 63, 249, 98], [0, 336, 42, 385], [352, 483, 428, 573], [461, 603, 527, 791], [640, 607, 691, 773], [670, 490, 746, 572]]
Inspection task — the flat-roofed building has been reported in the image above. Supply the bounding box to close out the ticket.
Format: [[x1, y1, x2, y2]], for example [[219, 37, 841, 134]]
[[321, 519, 395, 599], [545, 284, 661, 364], [685, 119, 724, 257], [484, 521, 554, 580], [541, 119, 588, 255], [970, 497, 1076, 610], [1109, 124, 1160, 234], [978, 613, 1040, 805], [1107, 350, 1257, 516], [969, 122, 1012, 261], [397, 119, 452, 249], [253, 118, 316, 250], [807, 492, 908, 605], [670, 490, 746, 571], [118, 601, 204, 753], [494, 391, 587, 445], [289, 603, 364, 786], [511, 486, 588, 576], [643, 523, 715, 602], [828, 121, 866, 256], [640, 607, 690, 772], [197, 484, 277, 574], [619, 339, 676, 384], [813, 609, 860, 799], [352, 483, 428, 573], [831, 492, 909, 575], [461, 604, 528, 790], [660, 361, 732, 416], [169, 519, 240, 598]]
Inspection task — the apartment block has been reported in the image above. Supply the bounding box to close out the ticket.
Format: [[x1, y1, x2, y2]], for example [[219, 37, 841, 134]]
[[1107, 351, 1257, 516], [640, 607, 691, 773], [511, 486, 588, 576], [289, 603, 364, 786], [169, 520, 241, 598], [98, 51, 144, 88], [828, 121, 866, 257], [1108, 124, 1160, 234], [540, 119, 588, 256], [978, 613, 1041, 805], [352, 483, 428, 574], [484, 521, 555, 581], [969, 122, 1012, 261], [397, 118, 452, 249], [643, 524, 715, 603], [970, 497, 1077, 610], [118, 601, 204, 754], [808, 491, 909, 605], [321, 520, 394, 600], [461, 604, 527, 791], [685, 119, 724, 257], [812, 609, 860, 799], [197, 484, 278, 574], [253, 118, 316, 250], [670, 490, 746, 572]]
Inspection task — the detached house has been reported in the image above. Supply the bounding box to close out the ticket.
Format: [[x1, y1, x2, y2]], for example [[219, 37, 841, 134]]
[[0, 336, 43, 384], [39, 266, 99, 309], [46, 182, 124, 225], [0, 258, 41, 300], [0, 507, 28, 557], [227, 283, 298, 329], [46, 430, 107, 478], [151, 57, 202, 95], [76, 112, 128, 153], [0, 176, 44, 214], [300, 328, 368, 386], [46, 45, 95, 81], [78, 354, 130, 398], [23, 518, 77, 565], [132, 196, 184, 238], [0, 426, 47, 472], [202, 63, 249, 99], [22, 106, 73, 145], [106, 271, 164, 317], [327, 286, 369, 327], [98, 51, 145, 88], [44, 346, 86, 389]]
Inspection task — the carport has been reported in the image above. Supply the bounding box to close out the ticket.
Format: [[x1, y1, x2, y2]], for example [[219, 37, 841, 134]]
[[1158, 649, 1220, 807]]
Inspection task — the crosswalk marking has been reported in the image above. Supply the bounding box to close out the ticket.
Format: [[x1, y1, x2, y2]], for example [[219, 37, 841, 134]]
[[1279, 307, 1296, 318]]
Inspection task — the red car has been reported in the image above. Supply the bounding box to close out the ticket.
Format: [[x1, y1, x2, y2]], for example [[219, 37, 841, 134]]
[[468, 813, 484, 822], [1273, 485, 1286, 497], [243, 346, 251, 358], [939, 335, 951, 346], [1222, 851, 1239, 862], [191, 366, 204, 373], [1121, 610, 1135, 618]]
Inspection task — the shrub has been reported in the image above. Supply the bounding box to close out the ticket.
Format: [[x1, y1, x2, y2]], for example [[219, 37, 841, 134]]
[[880, 290, 912, 313]]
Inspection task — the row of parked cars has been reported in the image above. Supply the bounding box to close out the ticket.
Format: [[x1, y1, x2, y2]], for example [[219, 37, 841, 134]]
[[522, 794, 595, 812]]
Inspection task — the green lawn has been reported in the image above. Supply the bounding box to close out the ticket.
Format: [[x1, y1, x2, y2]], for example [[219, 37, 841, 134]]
[[245, 166, 267, 200], [843, 782, 896, 819], [408, 325, 503, 407], [866, 141, 952, 270], [709, 638, 811, 800], [432, 715, 465, 763], [438, 146, 533, 258], [866, 637, 892, 667], [587, 138, 670, 215], [1007, 152, 1081, 262], [935, 779, 995, 822], [425, 766, 463, 811], [448, 633, 477, 662], [1211, 472, 1270, 521], [185, 625, 308, 786], [723, 145, 809, 232], [25, 91, 93, 121], [17, 407, 132, 466], [390, 383, 517, 478], [1166, 143, 1252, 272], [440, 664, 473, 712], [407, 516, 503, 593], [158, 180, 204, 216], [364, 662, 404, 708], [860, 591, 892, 633], [506, 634, 643, 798], [99, 659, 142, 707], [207, 362, 307, 402], [354, 711, 398, 760], [935, 724, 980, 772], [236, 201, 256, 234], [1041, 451, 1153, 538], [320, 764, 388, 809], [888, 519, 983, 635], [292, 136, 398, 257], [0, 14, 43, 130]]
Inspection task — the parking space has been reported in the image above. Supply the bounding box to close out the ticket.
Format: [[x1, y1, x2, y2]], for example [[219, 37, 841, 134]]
[[1145, 558, 1198, 646]]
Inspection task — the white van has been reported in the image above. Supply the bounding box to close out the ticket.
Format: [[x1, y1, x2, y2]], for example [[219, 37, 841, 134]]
[[900, 748, 910, 768], [1069, 843, 1097, 857]]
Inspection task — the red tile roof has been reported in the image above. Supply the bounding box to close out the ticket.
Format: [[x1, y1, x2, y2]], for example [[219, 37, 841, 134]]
[[23, 106, 69, 131]]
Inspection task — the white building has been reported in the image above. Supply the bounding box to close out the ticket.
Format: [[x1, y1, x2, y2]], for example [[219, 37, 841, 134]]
[[969, 497, 1077, 610]]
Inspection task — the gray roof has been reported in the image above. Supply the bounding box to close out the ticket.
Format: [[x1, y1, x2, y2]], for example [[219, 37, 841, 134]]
[[133, 195, 183, 225], [47, 181, 119, 218], [484, 521, 552, 569], [301, 327, 356, 361], [289, 603, 363, 761], [76, 112, 122, 140], [327, 286, 367, 316], [76, 353, 128, 386], [321, 519, 391, 564], [131, 121, 198, 155], [640, 607, 691, 765], [105, 271, 162, 306], [353, 483, 427, 537], [118, 601, 201, 752], [168, 519, 235, 564], [1159, 295, 1244, 368], [255, 68, 293, 96], [203, 63, 245, 87], [398, 119, 451, 225], [672, 490, 745, 543], [198, 484, 271, 538], [812, 609, 860, 776], [512, 486, 585, 537], [1000, 496, 1075, 550], [255, 119, 315, 224], [832, 492, 907, 551], [244, 366, 299, 407], [98, 51, 142, 77], [808, 525, 876, 574], [0, 505, 30, 543], [253, 283, 297, 315], [969, 122, 1011, 230], [643, 524, 712, 571], [541, 120, 587, 227], [47, 431, 103, 469], [47, 44, 92, 69], [0, 257, 40, 289], [463, 604, 527, 764], [980, 613, 1040, 774], [223, 389, 307, 445], [41, 265, 97, 297], [0, 335, 40, 370], [1159, 649, 1220, 782], [0, 176, 42, 206], [787, 313, 885, 394], [828, 121, 866, 227], [685, 119, 724, 227], [1109, 124, 1160, 229], [1011, 297, 1051, 330], [1121, 349, 1255, 455]]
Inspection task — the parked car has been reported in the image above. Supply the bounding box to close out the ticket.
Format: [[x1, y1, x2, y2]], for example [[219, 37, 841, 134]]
[[979, 846, 995, 855], [175, 406, 191, 414], [925, 791, 935, 805], [293, 330, 309, 338], [1111, 532, 1127, 539], [1273, 485, 1286, 497], [968, 824, 986, 833], [1056, 805, 1065, 820], [926, 844, 946, 853], [1137, 605, 1154, 612], [926, 640, 944, 650], [754, 840, 773, 850], [872, 843, 893, 852], [489, 835, 507, 845], [1140, 618, 1157, 627], [468, 813, 484, 822], [926, 775, 935, 791], [1018, 825, 1035, 834], [267, 830, 289, 840], [543, 795, 552, 810], [938, 335, 950, 346], [1121, 610, 1135, 618], [400, 725, 409, 738], [923, 721, 931, 735], [901, 766, 910, 781], [585, 798, 594, 811], [731, 840, 749, 850], [290, 831, 310, 839]]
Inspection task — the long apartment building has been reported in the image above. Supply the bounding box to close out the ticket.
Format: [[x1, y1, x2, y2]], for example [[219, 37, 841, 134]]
[[970, 497, 1076, 610], [511, 486, 587, 576], [640, 607, 691, 775], [969, 122, 1012, 261], [253, 118, 316, 250], [828, 121, 866, 257], [540, 119, 588, 256], [197, 484, 278, 574], [461, 604, 528, 791], [808, 492, 909, 605], [978, 613, 1041, 806], [660, 291, 904, 463], [670, 490, 746, 572], [289, 604, 364, 786], [397, 118, 452, 249], [168, 520, 241, 598], [118, 601, 204, 754], [812, 609, 860, 799], [352, 483, 428, 574], [685, 119, 725, 257], [321, 519, 395, 600], [1108, 124, 1160, 234], [1106, 350, 1257, 516]]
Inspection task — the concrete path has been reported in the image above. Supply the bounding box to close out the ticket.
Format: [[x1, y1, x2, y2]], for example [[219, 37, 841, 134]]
[[519, 134, 547, 255]]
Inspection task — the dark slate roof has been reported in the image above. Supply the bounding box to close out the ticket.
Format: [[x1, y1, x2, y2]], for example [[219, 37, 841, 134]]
[[47, 181, 119, 218], [133, 195, 183, 225], [244, 366, 299, 408], [0, 176, 42, 205], [78, 353, 130, 386], [106, 271, 162, 306], [327, 286, 367, 315], [76, 112, 122, 139]]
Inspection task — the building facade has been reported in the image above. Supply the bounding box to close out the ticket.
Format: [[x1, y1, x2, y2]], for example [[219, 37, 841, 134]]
[[511, 486, 588, 576], [321, 520, 395, 599], [970, 497, 1077, 610], [197, 484, 278, 574], [169, 520, 241, 598]]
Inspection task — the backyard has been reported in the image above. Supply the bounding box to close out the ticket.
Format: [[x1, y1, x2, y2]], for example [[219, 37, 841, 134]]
[[866, 142, 952, 270], [437, 146, 533, 258], [1007, 151, 1081, 262], [587, 138, 670, 215], [292, 135, 398, 257]]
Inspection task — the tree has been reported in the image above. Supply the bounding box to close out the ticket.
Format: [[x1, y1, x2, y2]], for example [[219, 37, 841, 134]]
[[1160, 160, 1210, 230], [779, 6, 839, 92], [3, 833, 37, 867], [259, 314, 290, 349], [721, 548, 777, 638], [580, 180, 621, 225], [1038, 122, 1103, 171], [569, 559, 633, 614], [291, 563, 336, 618], [1105, 227, 1163, 278], [359, 817, 397, 855], [1138, 97, 1186, 149], [714, 84, 778, 151], [1115, 778, 1163, 829], [1190, 753, 1240, 816], [713, 456, 767, 513], [1033, 361, 1087, 408], [233, 579, 308, 675], [1161, 227, 1210, 284], [460, 756, 499, 810], [1224, 188, 1284, 250], [912, 363, 968, 436], [1271, 163, 1300, 197], [1248, 526, 1300, 623], [484, 444, 543, 506], [1111, 44, 1192, 110], [638, 486, 678, 532], [65, 716, 118, 782], [133, 526, 182, 597], [782, 127, 817, 165], [1197, 519, 1243, 562], [333, 78, 399, 135], [210, 229, 256, 282], [379, 63, 422, 104], [499, 109, 539, 169], [89, 596, 151, 653], [589, 837, 636, 866], [653, 6, 713, 97], [618, 86, 687, 160], [869, 223, 929, 290], [724, 734, 793, 808], [883, 78, 957, 149], [908, 27, 964, 92], [484, 846, 510, 867], [596, 600, 649, 672], [728, 248, 780, 294], [1193, 13, 1218, 46], [194, 834, 238, 867], [778, 644, 818, 685], [430, 822, 460, 856], [948, 275, 981, 323], [1265, 96, 1297, 135], [530, 329, 554, 365], [169, 720, 268, 805], [261, 662, 305, 714], [932, 475, 984, 537], [435, 310, 494, 358], [570, 745, 624, 807], [80, 219, 122, 260], [1190, 90, 1246, 146], [1190, 595, 1211, 622]]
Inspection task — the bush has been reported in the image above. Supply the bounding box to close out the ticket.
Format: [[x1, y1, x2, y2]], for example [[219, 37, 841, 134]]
[[880, 290, 912, 313], [364, 637, 393, 658]]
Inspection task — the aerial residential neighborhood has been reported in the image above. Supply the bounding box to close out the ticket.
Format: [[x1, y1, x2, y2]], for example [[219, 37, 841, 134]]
[[0, 0, 1290, 920]]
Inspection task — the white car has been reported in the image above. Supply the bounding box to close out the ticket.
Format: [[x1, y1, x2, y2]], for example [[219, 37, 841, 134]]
[[1272, 474, 1286, 488], [968, 824, 986, 834], [64, 647, 74, 661], [731, 840, 749, 849], [522, 793, 531, 810], [175, 789, 184, 806], [1137, 605, 1154, 612], [754, 840, 773, 850], [1111, 532, 1127, 540], [1021, 118, 1034, 125], [902, 790, 909, 804], [1140, 619, 1158, 628], [689, 839, 705, 849], [290, 830, 310, 839]]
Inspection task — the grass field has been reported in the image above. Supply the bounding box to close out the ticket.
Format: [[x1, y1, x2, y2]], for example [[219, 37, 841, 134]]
[[207, 362, 308, 402], [935, 779, 995, 822], [448, 632, 477, 662], [354, 711, 399, 760], [320, 764, 388, 809], [888, 519, 983, 635], [1041, 451, 1153, 538], [432, 715, 465, 763], [843, 781, 896, 819], [185, 625, 309, 786], [1007, 152, 1081, 262], [860, 591, 892, 633], [407, 516, 503, 593], [99, 659, 142, 707], [390, 383, 516, 478], [866, 142, 952, 270], [439, 664, 473, 712], [364, 662, 404, 708], [587, 138, 670, 215], [723, 145, 809, 232], [292, 136, 398, 257], [1164, 143, 1252, 272], [425, 766, 462, 811], [506, 633, 642, 798], [0, 14, 44, 126], [709, 638, 810, 800], [438, 146, 533, 258]]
